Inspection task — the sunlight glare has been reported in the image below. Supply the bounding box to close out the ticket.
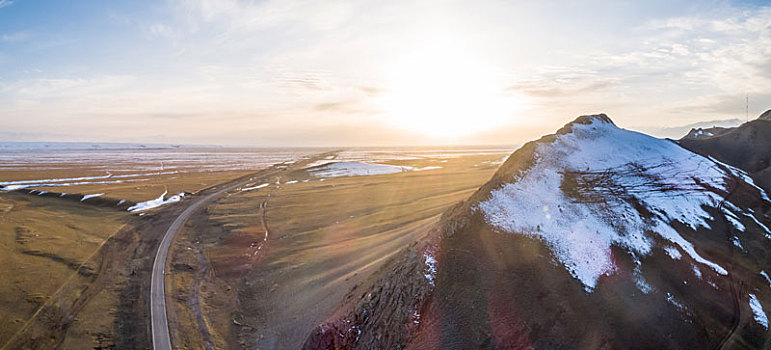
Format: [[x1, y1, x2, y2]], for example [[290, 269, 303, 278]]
[[380, 40, 518, 138]]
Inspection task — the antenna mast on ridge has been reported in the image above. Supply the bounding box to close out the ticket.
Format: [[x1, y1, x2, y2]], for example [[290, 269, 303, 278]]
[[746, 94, 749, 122]]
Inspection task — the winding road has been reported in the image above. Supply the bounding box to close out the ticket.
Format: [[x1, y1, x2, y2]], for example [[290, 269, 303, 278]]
[[150, 175, 270, 350], [151, 153, 333, 349]]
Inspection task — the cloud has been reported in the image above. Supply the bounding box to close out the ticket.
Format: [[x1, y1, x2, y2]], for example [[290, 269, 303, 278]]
[[506, 69, 619, 98], [500, 5, 771, 127], [604, 7, 771, 93], [357, 86, 384, 96], [147, 23, 180, 41], [313, 99, 382, 115], [176, 0, 354, 32], [0, 0, 13, 9], [7, 75, 135, 98], [1, 32, 29, 42]]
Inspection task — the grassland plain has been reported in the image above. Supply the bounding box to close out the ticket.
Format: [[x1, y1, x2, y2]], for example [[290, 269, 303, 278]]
[[0, 148, 508, 349], [0, 191, 129, 349], [0, 151, 314, 349], [167, 153, 507, 349]]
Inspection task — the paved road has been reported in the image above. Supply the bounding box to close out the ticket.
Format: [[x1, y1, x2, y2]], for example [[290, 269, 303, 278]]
[[151, 171, 278, 350]]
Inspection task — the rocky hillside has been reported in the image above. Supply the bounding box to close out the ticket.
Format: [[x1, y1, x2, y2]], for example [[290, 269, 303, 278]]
[[680, 110, 771, 191], [305, 114, 771, 349], [681, 126, 734, 140]]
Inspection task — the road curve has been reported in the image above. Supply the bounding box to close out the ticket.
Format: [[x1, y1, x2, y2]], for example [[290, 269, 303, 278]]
[[151, 173, 277, 350]]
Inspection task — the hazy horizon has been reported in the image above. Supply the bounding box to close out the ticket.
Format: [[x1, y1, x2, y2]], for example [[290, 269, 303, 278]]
[[1, 0, 770, 147]]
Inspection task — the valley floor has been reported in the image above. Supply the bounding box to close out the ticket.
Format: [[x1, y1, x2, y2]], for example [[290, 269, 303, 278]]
[[0, 148, 507, 349], [166, 153, 504, 349]]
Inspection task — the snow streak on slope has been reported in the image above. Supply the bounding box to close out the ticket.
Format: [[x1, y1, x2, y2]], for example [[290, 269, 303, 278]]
[[749, 293, 769, 329], [240, 183, 270, 191], [127, 191, 184, 212], [479, 116, 757, 291], [81, 193, 104, 201]]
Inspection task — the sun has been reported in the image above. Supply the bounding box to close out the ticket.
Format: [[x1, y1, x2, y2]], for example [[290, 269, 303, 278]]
[[379, 40, 519, 138]]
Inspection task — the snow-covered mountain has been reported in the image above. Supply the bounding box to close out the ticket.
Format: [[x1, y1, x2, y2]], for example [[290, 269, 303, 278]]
[[479, 114, 765, 290], [305, 114, 771, 349]]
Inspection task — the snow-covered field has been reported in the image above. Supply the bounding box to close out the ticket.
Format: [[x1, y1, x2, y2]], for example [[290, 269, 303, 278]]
[[0, 148, 310, 191], [308, 161, 442, 178], [309, 162, 412, 177], [303, 148, 512, 169], [0, 148, 309, 173]]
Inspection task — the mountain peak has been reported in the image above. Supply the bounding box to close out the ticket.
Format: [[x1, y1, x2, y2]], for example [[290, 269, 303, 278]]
[[556, 113, 615, 135], [759, 109, 771, 121]]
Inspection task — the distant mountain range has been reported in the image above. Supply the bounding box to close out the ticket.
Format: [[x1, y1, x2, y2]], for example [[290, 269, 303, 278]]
[[0, 142, 221, 152], [636, 118, 744, 139], [304, 114, 771, 349]]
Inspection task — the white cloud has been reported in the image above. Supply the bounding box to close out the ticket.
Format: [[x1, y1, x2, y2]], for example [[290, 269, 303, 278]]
[[502, 6, 771, 126], [147, 23, 180, 41], [0, 0, 13, 9], [1, 32, 28, 42]]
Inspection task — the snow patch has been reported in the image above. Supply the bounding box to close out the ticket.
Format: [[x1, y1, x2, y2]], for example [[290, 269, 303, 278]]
[[749, 293, 769, 329], [1, 178, 149, 191], [414, 166, 443, 171], [309, 162, 412, 178], [741, 211, 771, 237], [723, 210, 746, 232], [81, 193, 104, 201], [665, 246, 682, 260], [634, 267, 654, 294], [708, 156, 771, 203], [127, 191, 184, 212], [240, 183, 269, 191], [666, 292, 686, 310], [761, 271, 771, 289], [692, 265, 703, 279], [731, 236, 746, 251], [0, 173, 113, 186], [423, 251, 437, 287]]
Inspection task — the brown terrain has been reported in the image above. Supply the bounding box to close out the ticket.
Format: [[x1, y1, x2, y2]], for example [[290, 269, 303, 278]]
[[304, 115, 771, 349], [165, 152, 507, 349], [680, 109, 771, 191], [0, 148, 509, 349]]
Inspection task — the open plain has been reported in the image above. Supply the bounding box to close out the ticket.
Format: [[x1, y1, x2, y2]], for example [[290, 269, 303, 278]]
[[0, 146, 509, 349]]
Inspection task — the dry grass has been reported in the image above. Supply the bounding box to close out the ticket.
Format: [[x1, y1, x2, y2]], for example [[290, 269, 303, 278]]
[[170, 154, 504, 349], [0, 192, 128, 348]]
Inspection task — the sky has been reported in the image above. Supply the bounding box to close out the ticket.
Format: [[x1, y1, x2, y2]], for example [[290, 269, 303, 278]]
[[0, 0, 770, 147]]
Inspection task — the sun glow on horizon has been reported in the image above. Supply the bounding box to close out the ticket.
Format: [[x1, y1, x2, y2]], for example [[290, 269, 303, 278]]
[[379, 39, 524, 138]]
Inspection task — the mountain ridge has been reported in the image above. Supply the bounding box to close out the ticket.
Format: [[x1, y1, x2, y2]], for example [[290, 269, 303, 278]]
[[680, 110, 771, 192]]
